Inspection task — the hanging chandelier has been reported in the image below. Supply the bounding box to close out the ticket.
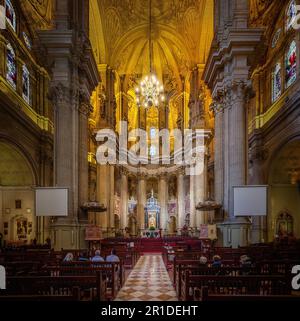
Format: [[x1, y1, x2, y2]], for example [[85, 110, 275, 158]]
[[135, 0, 165, 108]]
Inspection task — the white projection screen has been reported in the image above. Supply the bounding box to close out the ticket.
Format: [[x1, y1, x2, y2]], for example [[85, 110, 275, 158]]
[[35, 188, 68, 217], [233, 186, 268, 217]]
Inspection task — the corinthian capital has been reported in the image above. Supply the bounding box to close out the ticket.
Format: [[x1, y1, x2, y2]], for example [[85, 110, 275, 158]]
[[210, 90, 224, 115], [48, 83, 70, 106]]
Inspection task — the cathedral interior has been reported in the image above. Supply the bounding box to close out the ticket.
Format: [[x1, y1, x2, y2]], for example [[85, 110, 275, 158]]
[[1, 0, 300, 307], [0, 0, 300, 251], [0, 0, 300, 301]]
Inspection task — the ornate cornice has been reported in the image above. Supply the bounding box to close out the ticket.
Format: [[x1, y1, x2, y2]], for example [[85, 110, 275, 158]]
[[204, 27, 264, 94]]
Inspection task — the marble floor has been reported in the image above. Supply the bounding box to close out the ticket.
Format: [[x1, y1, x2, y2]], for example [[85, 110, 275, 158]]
[[115, 254, 178, 301]]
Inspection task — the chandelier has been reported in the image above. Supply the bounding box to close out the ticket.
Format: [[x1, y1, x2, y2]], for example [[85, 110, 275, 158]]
[[135, 0, 165, 108]]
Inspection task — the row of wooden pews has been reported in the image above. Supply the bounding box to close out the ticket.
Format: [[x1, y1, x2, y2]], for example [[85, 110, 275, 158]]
[[167, 241, 300, 301], [0, 241, 141, 301]]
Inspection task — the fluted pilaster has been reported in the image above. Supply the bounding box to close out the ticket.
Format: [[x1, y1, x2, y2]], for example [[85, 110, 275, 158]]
[[137, 173, 147, 230], [177, 168, 185, 231], [158, 173, 168, 231], [120, 168, 128, 230]]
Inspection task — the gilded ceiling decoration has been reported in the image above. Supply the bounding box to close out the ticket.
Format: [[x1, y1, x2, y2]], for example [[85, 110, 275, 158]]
[[20, 0, 53, 29], [90, 0, 213, 133], [94, 0, 213, 83], [249, 0, 284, 27]]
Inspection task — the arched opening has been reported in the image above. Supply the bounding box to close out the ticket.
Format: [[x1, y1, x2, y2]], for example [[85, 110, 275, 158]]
[[0, 141, 36, 245], [268, 139, 300, 241]]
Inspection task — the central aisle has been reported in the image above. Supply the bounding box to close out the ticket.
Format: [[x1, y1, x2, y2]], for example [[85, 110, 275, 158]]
[[115, 254, 178, 301]]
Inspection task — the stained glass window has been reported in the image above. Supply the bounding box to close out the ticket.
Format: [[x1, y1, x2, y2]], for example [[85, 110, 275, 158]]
[[287, 0, 297, 30], [22, 65, 30, 103], [286, 41, 297, 88], [6, 43, 16, 88], [272, 63, 281, 103], [23, 32, 32, 50], [5, 0, 16, 31]]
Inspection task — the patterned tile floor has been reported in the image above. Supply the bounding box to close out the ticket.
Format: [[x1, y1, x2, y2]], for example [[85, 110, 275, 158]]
[[115, 254, 178, 301]]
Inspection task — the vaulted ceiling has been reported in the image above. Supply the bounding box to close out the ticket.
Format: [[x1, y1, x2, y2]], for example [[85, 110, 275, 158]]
[[90, 0, 214, 85]]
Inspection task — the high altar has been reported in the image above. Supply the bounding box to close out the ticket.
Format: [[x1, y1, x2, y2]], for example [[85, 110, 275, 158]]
[[142, 191, 161, 237]]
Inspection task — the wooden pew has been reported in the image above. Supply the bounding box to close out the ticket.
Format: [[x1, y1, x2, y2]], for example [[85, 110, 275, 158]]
[[182, 272, 291, 301], [173, 259, 236, 297], [48, 261, 123, 300], [2, 273, 105, 301], [198, 286, 300, 301]]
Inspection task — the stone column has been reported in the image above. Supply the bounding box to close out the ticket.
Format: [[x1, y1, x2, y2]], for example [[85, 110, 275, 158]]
[[39, 0, 99, 250], [108, 165, 115, 236], [120, 168, 128, 230], [50, 83, 80, 250], [194, 154, 206, 227], [211, 97, 224, 205], [203, 0, 264, 248], [158, 173, 168, 232], [219, 82, 251, 248], [229, 82, 247, 215], [189, 172, 196, 229], [223, 93, 230, 217], [96, 164, 108, 235], [137, 174, 146, 231], [177, 168, 185, 233], [78, 101, 92, 221]]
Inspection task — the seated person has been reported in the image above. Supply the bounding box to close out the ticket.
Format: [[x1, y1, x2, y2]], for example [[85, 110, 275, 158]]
[[91, 250, 104, 262], [199, 256, 208, 266], [106, 249, 120, 263], [63, 252, 74, 262], [240, 255, 253, 275], [240, 255, 252, 268], [212, 255, 222, 268], [78, 251, 89, 261]]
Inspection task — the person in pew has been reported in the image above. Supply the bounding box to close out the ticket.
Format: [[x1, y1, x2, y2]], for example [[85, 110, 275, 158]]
[[91, 250, 104, 262], [106, 249, 120, 263], [63, 252, 74, 262], [78, 252, 89, 262], [212, 255, 222, 268], [240, 255, 252, 268], [239, 255, 253, 275], [199, 256, 208, 266]]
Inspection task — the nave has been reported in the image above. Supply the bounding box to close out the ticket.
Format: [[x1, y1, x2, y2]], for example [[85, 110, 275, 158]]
[[115, 255, 177, 301]]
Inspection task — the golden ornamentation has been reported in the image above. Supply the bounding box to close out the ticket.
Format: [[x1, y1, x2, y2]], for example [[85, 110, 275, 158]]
[[20, 0, 53, 29]]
